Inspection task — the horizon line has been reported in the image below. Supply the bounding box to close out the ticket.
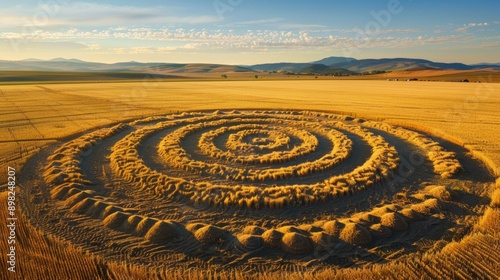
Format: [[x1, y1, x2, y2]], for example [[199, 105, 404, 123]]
[[3, 56, 500, 66]]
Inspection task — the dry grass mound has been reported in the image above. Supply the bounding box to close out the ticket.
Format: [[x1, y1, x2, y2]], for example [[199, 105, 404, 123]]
[[298, 224, 323, 233], [242, 225, 265, 235], [102, 211, 129, 231], [194, 225, 228, 244], [352, 212, 380, 224], [88, 201, 113, 219], [490, 188, 500, 208], [144, 220, 180, 243], [125, 215, 144, 232], [369, 224, 392, 238], [186, 223, 208, 234], [70, 197, 97, 215], [399, 208, 424, 221], [50, 183, 85, 199], [363, 121, 462, 177], [262, 229, 284, 248], [323, 220, 345, 236], [108, 111, 406, 209], [411, 198, 444, 215], [276, 225, 310, 236], [380, 212, 408, 231], [339, 223, 372, 246], [478, 208, 500, 233], [280, 232, 313, 254], [234, 234, 264, 251], [370, 204, 398, 217], [100, 205, 122, 220], [64, 191, 92, 207], [426, 185, 457, 201], [135, 217, 159, 237], [310, 232, 336, 252]]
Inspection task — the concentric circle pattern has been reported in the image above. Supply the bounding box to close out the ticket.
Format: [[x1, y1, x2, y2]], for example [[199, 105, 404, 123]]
[[25, 110, 495, 270]]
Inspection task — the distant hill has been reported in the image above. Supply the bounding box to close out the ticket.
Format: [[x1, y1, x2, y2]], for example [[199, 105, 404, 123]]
[[137, 63, 256, 73], [0, 57, 498, 76], [249, 57, 500, 73], [327, 58, 477, 72], [312, 56, 357, 65], [249, 63, 313, 72], [0, 71, 179, 82], [300, 64, 357, 75], [0, 58, 256, 73], [249, 62, 355, 75]]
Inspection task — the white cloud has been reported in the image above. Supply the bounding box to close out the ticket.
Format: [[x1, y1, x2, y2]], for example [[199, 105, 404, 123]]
[[82, 43, 100, 50], [0, 24, 484, 56], [0, 2, 219, 28], [226, 18, 283, 26], [456, 22, 490, 32]]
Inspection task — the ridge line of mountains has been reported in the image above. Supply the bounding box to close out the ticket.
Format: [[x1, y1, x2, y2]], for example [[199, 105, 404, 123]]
[[1, 56, 499, 75]]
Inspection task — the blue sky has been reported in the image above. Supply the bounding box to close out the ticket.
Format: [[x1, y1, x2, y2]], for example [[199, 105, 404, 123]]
[[1, 0, 499, 64]]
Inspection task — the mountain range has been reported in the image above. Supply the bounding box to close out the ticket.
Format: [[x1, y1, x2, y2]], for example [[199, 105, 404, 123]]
[[250, 57, 500, 74], [0, 57, 499, 75]]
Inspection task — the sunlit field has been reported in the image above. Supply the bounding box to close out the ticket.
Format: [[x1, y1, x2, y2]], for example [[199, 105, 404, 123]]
[[1, 79, 499, 279]]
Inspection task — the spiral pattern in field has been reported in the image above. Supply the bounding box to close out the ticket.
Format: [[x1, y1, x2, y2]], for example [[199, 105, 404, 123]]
[[28, 110, 493, 269]]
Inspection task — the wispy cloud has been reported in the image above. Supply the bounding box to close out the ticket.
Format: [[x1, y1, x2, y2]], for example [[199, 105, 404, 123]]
[[279, 23, 329, 30], [227, 18, 283, 26], [0, 2, 219, 28], [82, 43, 101, 50], [0, 26, 478, 53], [456, 22, 490, 32]]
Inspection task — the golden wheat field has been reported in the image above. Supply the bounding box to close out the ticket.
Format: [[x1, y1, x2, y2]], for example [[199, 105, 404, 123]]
[[1, 79, 500, 279]]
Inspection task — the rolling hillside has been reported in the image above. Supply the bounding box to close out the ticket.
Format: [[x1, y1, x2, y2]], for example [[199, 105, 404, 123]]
[[0, 58, 256, 73], [249, 57, 500, 73]]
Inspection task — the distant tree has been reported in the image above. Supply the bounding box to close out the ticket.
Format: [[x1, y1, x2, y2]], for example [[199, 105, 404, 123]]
[[221, 74, 227, 78], [255, 75, 259, 79]]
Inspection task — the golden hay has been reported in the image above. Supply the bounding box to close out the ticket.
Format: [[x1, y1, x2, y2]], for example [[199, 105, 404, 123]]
[[125, 215, 144, 233], [64, 191, 91, 207], [262, 229, 284, 248], [280, 232, 313, 255], [478, 208, 500, 233], [322, 220, 345, 237], [99, 205, 121, 220], [186, 223, 208, 234], [399, 208, 424, 221], [491, 188, 500, 208], [242, 225, 265, 235], [102, 211, 129, 230], [380, 212, 408, 231], [144, 220, 180, 243], [339, 223, 372, 246], [69, 197, 96, 215], [370, 204, 398, 217], [194, 225, 227, 244], [86, 201, 110, 219], [235, 234, 264, 251], [50, 184, 72, 200], [135, 217, 159, 237], [298, 224, 323, 233], [426, 185, 457, 201], [310, 232, 336, 252], [276, 225, 310, 236], [352, 212, 380, 224], [3, 79, 500, 279], [411, 198, 444, 215], [369, 224, 392, 239]]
